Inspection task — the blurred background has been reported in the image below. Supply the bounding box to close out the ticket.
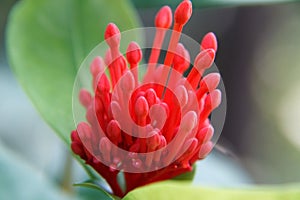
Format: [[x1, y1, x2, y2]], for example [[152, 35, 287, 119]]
[[1, 0, 300, 198]]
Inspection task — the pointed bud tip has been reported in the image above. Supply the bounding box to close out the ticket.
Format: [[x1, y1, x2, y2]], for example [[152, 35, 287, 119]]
[[106, 120, 121, 142], [182, 111, 198, 132], [201, 32, 218, 52], [120, 71, 135, 92], [155, 6, 173, 28], [105, 23, 120, 38], [201, 73, 221, 92], [71, 142, 84, 157], [199, 141, 213, 159], [100, 137, 112, 151], [71, 130, 80, 142], [104, 23, 121, 47], [90, 56, 104, 77], [175, 0, 192, 25], [198, 125, 214, 143], [185, 138, 198, 153], [77, 122, 92, 139], [194, 48, 215, 71], [210, 89, 222, 109], [145, 88, 157, 107], [110, 101, 121, 117], [135, 96, 149, 117], [207, 72, 221, 82], [97, 74, 111, 92], [79, 89, 92, 108], [126, 41, 142, 65], [175, 85, 188, 107], [176, 43, 185, 54]]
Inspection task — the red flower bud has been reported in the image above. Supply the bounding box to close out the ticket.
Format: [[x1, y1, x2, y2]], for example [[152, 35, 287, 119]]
[[155, 6, 173, 28], [174, 0, 192, 25]]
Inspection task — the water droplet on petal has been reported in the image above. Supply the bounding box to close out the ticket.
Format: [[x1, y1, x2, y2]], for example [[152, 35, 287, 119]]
[[132, 159, 142, 169]]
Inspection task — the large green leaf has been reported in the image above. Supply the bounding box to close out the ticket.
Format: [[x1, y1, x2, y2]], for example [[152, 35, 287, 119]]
[[6, 0, 140, 144], [132, 0, 299, 8], [123, 181, 300, 200]]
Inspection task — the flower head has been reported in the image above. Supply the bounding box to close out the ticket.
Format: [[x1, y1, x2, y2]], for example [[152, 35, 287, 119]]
[[71, 0, 222, 197]]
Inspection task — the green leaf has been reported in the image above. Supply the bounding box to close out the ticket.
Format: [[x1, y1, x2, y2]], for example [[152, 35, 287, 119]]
[[123, 181, 300, 200], [131, 0, 299, 9], [172, 165, 196, 181], [6, 0, 140, 144], [117, 171, 127, 195], [77, 186, 120, 200], [74, 180, 114, 200]]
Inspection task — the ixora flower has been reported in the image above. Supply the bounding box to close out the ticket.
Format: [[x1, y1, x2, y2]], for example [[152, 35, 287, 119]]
[[71, 0, 223, 197]]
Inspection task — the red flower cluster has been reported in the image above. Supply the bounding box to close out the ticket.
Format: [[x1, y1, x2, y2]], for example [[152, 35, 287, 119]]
[[71, 0, 221, 197]]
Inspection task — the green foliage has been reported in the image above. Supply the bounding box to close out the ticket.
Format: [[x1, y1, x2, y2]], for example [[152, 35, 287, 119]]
[[6, 0, 140, 144], [172, 165, 196, 181], [74, 180, 114, 200], [123, 181, 300, 200]]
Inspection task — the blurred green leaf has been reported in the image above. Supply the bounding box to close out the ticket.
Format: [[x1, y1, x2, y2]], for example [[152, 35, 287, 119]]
[[6, 0, 140, 144], [123, 181, 300, 200], [77, 186, 121, 200], [117, 171, 127, 195], [74, 180, 114, 200], [172, 165, 196, 181], [131, 0, 299, 9]]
